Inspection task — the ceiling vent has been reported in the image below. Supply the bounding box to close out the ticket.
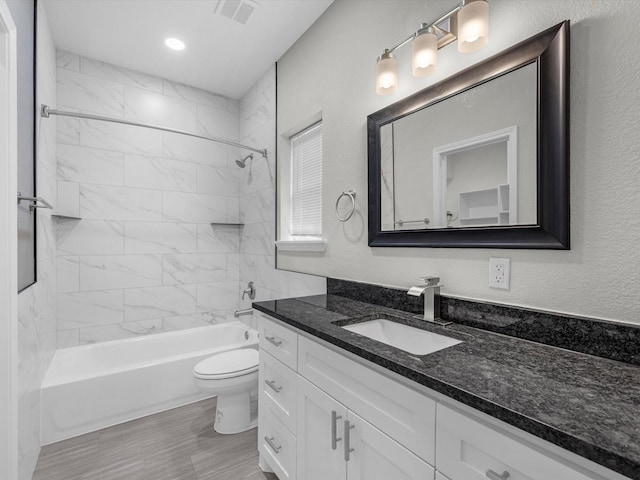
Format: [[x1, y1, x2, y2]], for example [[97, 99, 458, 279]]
[[214, 0, 258, 25]]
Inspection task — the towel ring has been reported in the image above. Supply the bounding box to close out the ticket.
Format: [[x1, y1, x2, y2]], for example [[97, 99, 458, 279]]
[[335, 190, 356, 222]]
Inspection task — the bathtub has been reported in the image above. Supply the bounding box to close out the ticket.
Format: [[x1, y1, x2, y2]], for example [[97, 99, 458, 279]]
[[41, 322, 258, 445]]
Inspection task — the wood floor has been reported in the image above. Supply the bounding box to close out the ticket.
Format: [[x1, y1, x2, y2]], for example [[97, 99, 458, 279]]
[[32, 398, 278, 480]]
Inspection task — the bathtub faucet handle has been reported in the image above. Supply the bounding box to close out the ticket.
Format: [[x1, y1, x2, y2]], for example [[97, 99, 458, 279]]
[[242, 281, 256, 300]]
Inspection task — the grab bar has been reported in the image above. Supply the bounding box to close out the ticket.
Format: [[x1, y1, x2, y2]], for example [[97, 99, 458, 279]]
[[394, 218, 430, 227]]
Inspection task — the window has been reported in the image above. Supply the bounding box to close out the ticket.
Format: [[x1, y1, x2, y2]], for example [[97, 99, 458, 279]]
[[290, 122, 323, 238]]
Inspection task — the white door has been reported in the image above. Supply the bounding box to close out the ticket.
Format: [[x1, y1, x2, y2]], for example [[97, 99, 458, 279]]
[[0, 1, 18, 479], [297, 376, 347, 480], [346, 410, 435, 480]]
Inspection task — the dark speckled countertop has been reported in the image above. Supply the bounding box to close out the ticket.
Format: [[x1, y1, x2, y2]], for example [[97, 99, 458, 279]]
[[253, 293, 640, 480]]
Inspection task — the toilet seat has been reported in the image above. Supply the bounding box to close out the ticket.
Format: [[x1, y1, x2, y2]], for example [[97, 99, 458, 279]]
[[194, 349, 259, 380]]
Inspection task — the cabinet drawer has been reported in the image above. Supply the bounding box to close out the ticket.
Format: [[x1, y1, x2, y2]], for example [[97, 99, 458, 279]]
[[259, 350, 297, 434], [258, 313, 298, 370], [298, 335, 436, 465], [259, 401, 296, 480], [436, 404, 596, 480]]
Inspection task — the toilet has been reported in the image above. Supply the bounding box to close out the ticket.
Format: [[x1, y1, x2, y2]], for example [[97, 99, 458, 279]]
[[193, 348, 259, 434]]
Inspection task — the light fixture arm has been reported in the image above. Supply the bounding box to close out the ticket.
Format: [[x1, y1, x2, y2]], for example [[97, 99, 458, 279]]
[[387, 32, 418, 55], [381, 2, 464, 56], [428, 3, 464, 33]]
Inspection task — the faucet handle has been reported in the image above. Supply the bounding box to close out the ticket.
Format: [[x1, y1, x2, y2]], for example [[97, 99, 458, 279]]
[[418, 276, 440, 286]]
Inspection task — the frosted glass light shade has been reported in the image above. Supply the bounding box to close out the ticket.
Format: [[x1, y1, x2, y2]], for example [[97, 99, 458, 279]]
[[376, 52, 398, 95], [457, 0, 489, 53], [412, 29, 438, 77], [165, 37, 186, 51]]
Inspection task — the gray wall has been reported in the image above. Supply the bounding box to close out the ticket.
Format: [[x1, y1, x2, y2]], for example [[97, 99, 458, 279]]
[[276, 0, 640, 324]]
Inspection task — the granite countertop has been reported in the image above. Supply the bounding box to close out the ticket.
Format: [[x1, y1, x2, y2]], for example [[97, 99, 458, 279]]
[[253, 294, 640, 480]]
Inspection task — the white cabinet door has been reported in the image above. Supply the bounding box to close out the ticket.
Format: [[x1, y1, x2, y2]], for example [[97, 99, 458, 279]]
[[347, 410, 434, 480], [298, 335, 436, 464], [297, 376, 347, 480]]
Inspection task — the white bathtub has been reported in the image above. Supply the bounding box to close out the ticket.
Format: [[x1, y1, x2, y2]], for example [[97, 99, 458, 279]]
[[41, 322, 258, 445]]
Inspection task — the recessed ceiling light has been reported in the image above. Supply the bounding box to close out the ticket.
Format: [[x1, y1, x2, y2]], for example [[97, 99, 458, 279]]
[[165, 38, 185, 51]]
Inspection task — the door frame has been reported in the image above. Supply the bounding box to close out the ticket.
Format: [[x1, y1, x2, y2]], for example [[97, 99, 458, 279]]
[[0, 1, 19, 478], [432, 126, 518, 227]]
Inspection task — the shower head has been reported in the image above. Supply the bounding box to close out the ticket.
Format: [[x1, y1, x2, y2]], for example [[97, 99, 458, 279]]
[[235, 153, 253, 168]]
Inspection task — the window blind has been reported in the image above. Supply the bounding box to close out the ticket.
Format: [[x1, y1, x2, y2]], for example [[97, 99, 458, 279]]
[[290, 122, 323, 237]]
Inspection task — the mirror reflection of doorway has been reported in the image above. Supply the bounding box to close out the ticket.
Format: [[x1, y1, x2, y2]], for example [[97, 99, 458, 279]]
[[432, 126, 517, 228]]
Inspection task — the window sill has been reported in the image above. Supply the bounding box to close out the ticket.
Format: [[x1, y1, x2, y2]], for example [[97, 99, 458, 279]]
[[276, 239, 327, 252]]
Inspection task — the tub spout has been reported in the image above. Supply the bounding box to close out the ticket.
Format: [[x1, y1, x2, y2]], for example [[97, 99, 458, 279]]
[[234, 308, 253, 318]]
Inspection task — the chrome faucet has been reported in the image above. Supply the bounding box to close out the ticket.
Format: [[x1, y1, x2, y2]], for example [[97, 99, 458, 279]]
[[407, 277, 451, 326]]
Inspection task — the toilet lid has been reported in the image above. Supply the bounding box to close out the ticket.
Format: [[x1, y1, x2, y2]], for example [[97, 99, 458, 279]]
[[194, 349, 259, 379]]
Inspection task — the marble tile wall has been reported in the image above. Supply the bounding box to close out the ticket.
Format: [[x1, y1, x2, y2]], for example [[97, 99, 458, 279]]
[[238, 65, 326, 310], [54, 54, 326, 345], [55, 51, 243, 346], [17, 3, 58, 479]]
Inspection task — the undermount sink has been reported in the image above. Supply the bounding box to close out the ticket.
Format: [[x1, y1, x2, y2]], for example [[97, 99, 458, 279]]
[[341, 318, 462, 356]]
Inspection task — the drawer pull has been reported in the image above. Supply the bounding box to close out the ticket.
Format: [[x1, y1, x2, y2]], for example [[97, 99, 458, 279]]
[[331, 410, 342, 450], [486, 470, 510, 480], [265, 335, 282, 347], [264, 436, 282, 454], [344, 420, 355, 462], [265, 379, 282, 393]]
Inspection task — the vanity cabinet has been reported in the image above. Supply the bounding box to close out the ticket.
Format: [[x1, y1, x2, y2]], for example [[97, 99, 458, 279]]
[[258, 312, 434, 480], [297, 335, 435, 464], [297, 374, 434, 480], [257, 312, 629, 480]]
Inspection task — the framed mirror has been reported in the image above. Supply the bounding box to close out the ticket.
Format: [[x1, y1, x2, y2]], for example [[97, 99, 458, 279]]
[[367, 21, 569, 249]]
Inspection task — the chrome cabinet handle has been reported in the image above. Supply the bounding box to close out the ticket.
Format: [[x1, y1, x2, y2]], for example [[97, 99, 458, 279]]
[[331, 410, 342, 450], [265, 335, 282, 347], [486, 470, 510, 480], [264, 436, 282, 454], [265, 379, 282, 393], [343, 420, 355, 462]]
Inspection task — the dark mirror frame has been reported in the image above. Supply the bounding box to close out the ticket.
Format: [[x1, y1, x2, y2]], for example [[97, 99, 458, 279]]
[[367, 21, 569, 249]]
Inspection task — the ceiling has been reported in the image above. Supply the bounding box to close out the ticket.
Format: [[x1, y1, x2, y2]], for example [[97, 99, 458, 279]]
[[43, 0, 333, 99]]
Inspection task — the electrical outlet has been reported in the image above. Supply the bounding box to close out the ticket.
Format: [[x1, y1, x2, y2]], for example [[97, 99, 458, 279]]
[[489, 257, 510, 290]]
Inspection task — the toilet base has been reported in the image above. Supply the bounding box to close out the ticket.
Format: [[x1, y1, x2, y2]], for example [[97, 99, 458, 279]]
[[213, 389, 258, 434]]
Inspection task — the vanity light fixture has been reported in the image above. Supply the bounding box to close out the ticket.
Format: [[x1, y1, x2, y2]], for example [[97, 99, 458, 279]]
[[375, 0, 489, 95], [165, 37, 186, 51], [375, 50, 399, 95]]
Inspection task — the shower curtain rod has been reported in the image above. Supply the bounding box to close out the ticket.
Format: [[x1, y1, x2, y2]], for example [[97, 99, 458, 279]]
[[40, 104, 268, 158]]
